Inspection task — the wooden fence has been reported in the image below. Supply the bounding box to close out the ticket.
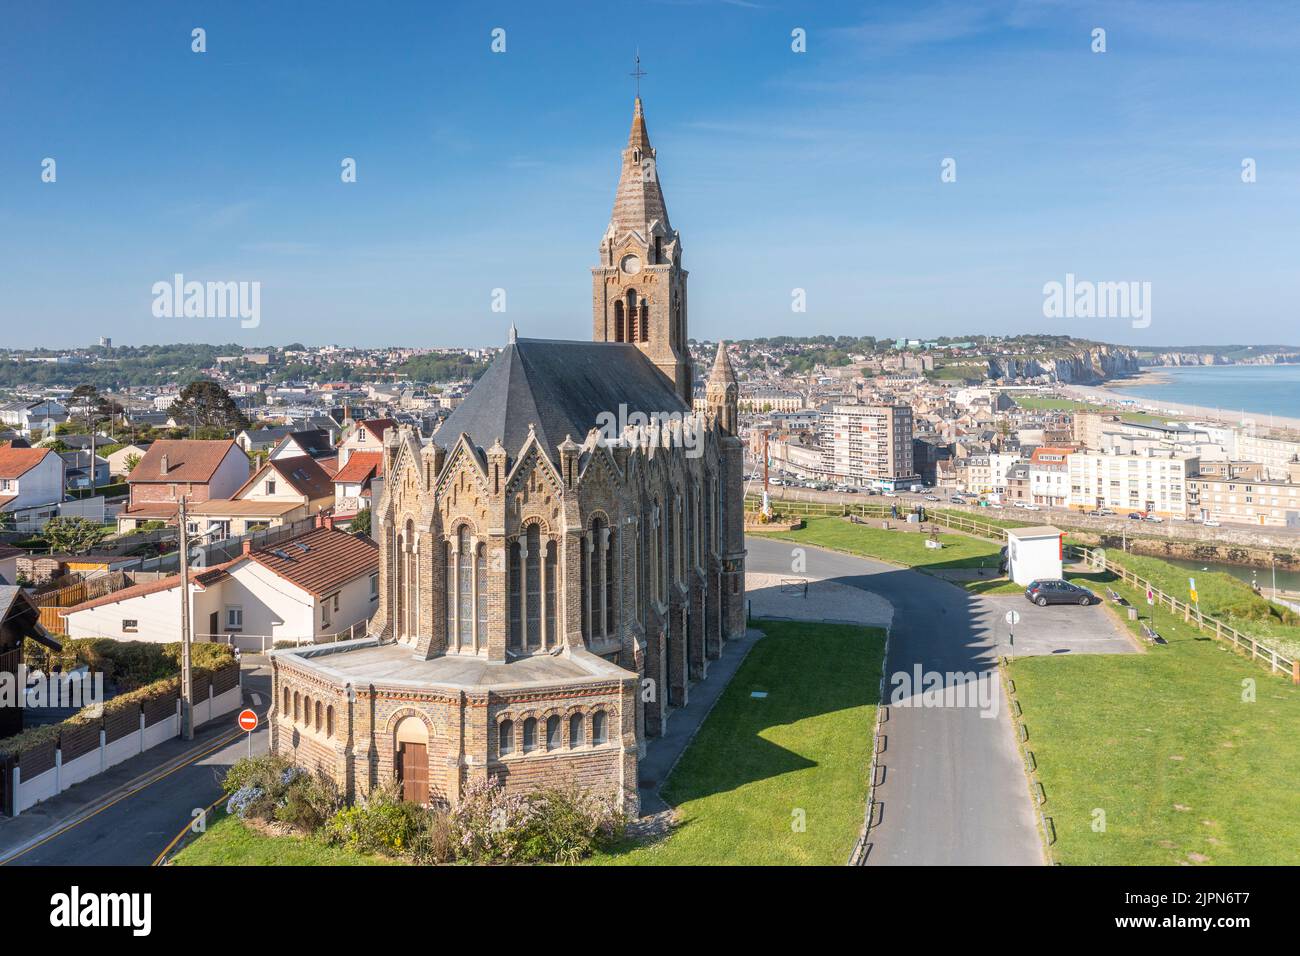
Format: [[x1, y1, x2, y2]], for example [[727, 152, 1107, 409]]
[[1072, 545, 1298, 681], [30, 571, 130, 636], [749, 490, 1300, 683]]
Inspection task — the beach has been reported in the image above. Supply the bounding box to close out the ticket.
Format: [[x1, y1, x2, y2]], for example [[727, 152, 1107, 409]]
[[1064, 381, 1300, 435]]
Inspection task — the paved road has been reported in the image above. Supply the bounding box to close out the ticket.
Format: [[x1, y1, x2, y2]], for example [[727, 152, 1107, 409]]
[[0, 665, 271, 867], [745, 472, 1300, 545], [747, 536, 1043, 865]]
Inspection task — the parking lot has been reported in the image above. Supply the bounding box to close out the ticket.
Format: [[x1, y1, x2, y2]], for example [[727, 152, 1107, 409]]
[[979, 593, 1138, 658]]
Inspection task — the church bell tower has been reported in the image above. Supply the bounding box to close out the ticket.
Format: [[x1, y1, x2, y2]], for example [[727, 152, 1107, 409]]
[[592, 91, 693, 407]]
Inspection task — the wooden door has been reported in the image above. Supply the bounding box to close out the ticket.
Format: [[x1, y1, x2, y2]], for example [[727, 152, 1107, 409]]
[[397, 742, 428, 804], [209, 612, 219, 639]]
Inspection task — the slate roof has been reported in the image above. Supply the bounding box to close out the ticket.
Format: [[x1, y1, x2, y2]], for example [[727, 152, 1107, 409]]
[[434, 337, 688, 463], [0, 586, 61, 650]]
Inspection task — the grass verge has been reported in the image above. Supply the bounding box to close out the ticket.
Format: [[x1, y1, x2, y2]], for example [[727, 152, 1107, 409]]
[[594, 620, 884, 865], [171, 808, 402, 866], [1008, 571, 1300, 865]]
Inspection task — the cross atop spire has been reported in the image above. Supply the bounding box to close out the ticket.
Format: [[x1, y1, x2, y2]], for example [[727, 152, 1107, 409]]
[[629, 51, 647, 98]]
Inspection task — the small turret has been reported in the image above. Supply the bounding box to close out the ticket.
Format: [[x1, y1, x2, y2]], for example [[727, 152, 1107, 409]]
[[706, 341, 738, 436]]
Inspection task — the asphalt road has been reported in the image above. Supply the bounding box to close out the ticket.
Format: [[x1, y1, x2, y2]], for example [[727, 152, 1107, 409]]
[[747, 536, 1043, 866], [1, 667, 271, 867], [745, 472, 1300, 544]]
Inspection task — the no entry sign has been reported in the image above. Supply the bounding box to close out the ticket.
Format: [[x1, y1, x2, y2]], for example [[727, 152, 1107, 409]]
[[238, 709, 258, 732]]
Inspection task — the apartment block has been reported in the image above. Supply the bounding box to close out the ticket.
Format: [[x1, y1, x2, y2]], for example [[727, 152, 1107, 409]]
[[818, 404, 917, 489]]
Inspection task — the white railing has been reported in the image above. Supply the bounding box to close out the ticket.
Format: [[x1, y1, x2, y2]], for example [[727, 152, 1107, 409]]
[[195, 621, 369, 653]]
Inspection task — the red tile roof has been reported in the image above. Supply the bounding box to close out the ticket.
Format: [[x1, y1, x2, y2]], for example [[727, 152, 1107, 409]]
[[333, 451, 383, 485], [128, 439, 241, 484], [61, 561, 235, 615], [0, 444, 56, 480], [234, 455, 334, 501], [248, 525, 377, 597], [358, 418, 397, 442]]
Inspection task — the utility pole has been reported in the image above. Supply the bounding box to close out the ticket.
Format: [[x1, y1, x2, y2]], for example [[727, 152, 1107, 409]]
[[178, 495, 194, 740]]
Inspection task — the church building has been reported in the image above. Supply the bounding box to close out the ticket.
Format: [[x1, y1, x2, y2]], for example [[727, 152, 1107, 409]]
[[270, 95, 747, 815]]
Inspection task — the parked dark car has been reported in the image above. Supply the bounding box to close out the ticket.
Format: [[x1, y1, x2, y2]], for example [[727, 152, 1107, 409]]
[[1024, 579, 1096, 607], [1127, 512, 1145, 520]]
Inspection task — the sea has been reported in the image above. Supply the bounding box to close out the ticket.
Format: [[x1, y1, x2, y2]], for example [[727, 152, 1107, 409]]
[[1108, 363, 1300, 421]]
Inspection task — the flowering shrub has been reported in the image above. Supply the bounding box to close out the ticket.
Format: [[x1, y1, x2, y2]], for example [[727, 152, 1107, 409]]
[[321, 784, 426, 856], [450, 779, 625, 864], [221, 754, 340, 831], [222, 758, 625, 864]]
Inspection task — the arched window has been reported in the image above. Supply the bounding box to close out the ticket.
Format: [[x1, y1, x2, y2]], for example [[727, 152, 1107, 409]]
[[314, 700, 322, 732], [475, 543, 487, 642], [508, 541, 522, 651], [457, 527, 472, 648], [444, 538, 454, 642], [588, 518, 605, 639], [625, 289, 638, 342], [326, 705, 335, 738], [544, 540, 557, 647], [525, 525, 541, 650], [293, 691, 300, 722], [522, 717, 538, 753], [579, 535, 589, 640], [498, 720, 514, 756], [614, 299, 625, 342], [592, 710, 608, 745], [604, 525, 616, 636], [569, 713, 584, 748], [546, 715, 562, 750]]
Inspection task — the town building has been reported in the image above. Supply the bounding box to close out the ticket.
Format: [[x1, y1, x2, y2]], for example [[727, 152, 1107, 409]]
[[817, 404, 917, 489], [1067, 449, 1197, 516]]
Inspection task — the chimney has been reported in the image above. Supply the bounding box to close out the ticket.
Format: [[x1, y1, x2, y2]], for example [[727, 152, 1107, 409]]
[[242, 539, 253, 556], [160, 453, 169, 475]]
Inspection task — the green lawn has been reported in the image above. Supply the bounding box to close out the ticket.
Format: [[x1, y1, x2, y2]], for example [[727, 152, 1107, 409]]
[[1010, 574, 1300, 865], [754, 515, 1003, 573], [1101, 551, 1300, 658], [595, 620, 884, 865], [171, 809, 402, 866]]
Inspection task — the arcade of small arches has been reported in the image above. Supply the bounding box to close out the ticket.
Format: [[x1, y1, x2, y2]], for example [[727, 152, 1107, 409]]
[[284, 686, 337, 740], [496, 707, 611, 758]]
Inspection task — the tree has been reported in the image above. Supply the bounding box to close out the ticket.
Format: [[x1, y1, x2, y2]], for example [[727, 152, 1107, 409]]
[[41, 517, 110, 555], [168, 380, 249, 432], [122, 452, 142, 475], [351, 507, 372, 536]]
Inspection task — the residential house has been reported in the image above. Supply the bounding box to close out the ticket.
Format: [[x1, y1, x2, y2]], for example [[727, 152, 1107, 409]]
[[267, 429, 337, 471], [187, 454, 335, 539], [116, 439, 250, 531], [104, 442, 152, 479], [0, 400, 69, 438], [331, 451, 382, 519], [0, 444, 66, 525], [59, 450, 110, 490], [337, 418, 396, 469], [62, 519, 379, 649]]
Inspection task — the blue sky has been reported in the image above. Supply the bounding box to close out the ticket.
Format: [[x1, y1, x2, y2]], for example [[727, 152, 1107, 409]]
[[3, 0, 1300, 349]]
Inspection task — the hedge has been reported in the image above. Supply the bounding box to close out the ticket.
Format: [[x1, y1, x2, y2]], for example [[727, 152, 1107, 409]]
[[0, 641, 236, 759]]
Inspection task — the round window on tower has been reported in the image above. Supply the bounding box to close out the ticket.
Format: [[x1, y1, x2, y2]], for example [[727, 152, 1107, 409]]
[[619, 254, 642, 276]]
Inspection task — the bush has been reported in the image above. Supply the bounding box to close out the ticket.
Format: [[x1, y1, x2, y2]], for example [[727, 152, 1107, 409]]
[[222, 754, 312, 826], [274, 771, 343, 832], [322, 783, 426, 856], [450, 780, 625, 864]]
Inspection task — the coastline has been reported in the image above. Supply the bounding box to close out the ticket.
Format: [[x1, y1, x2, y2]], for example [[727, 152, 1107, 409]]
[[1099, 368, 1173, 389], [1064, 382, 1300, 434]]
